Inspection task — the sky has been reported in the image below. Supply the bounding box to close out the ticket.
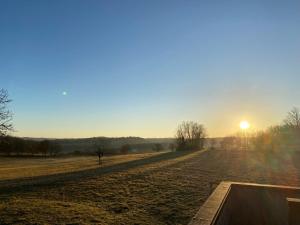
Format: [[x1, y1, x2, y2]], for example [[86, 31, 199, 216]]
[[1, 0, 300, 138]]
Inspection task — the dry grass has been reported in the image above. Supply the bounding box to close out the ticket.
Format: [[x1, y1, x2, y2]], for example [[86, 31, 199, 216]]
[[1, 150, 300, 225], [0, 152, 162, 181]]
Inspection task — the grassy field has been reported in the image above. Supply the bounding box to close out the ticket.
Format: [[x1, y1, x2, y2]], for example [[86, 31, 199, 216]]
[[0, 152, 162, 181], [1, 150, 300, 224]]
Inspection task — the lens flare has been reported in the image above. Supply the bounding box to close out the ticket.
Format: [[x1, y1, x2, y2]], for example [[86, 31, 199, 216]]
[[240, 121, 250, 130]]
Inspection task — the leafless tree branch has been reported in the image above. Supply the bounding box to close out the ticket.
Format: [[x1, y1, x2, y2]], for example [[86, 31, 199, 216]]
[[0, 89, 13, 136]]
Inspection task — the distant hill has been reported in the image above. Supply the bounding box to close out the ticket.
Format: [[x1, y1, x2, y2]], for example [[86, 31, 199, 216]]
[[22, 136, 175, 154]]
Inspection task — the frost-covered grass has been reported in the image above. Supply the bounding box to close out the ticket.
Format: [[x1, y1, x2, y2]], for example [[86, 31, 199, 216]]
[[1, 150, 300, 225]]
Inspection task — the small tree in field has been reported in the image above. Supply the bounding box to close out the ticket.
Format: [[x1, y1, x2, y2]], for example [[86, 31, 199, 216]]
[[152, 143, 163, 152], [95, 146, 104, 165], [0, 89, 13, 136], [168, 143, 176, 151], [49, 142, 62, 156], [38, 140, 50, 156], [175, 121, 207, 151], [120, 144, 131, 154]]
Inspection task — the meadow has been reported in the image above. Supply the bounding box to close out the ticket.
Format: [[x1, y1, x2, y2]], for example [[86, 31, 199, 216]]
[[0, 149, 300, 225], [0, 152, 162, 181]]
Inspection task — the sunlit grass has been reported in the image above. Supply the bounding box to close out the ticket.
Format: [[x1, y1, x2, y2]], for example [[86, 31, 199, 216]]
[[0, 152, 162, 181], [1, 150, 300, 224]]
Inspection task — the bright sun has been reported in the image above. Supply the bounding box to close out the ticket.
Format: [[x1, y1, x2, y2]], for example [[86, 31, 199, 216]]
[[240, 120, 250, 130]]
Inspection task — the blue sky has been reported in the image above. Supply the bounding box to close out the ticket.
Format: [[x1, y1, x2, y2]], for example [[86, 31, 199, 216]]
[[1, 0, 300, 138]]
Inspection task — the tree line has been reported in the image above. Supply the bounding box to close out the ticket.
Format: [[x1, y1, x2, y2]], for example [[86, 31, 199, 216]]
[[5, 87, 300, 154], [175, 121, 207, 151], [217, 107, 300, 152], [0, 88, 208, 155], [251, 107, 300, 152], [6, 87, 300, 154], [0, 89, 62, 156], [0, 136, 62, 156]]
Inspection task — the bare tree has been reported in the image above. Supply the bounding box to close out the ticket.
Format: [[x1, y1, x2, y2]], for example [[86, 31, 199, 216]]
[[284, 107, 300, 129], [120, 144, 131, 154], [152, 143, 163, 152], [176, 121, 206, 151], [168, 143, 176, 151], [49, 142, 62, 156], [0, 89, 13, 136], [38, 140, 50, 156], [95, 146, 104, 165]]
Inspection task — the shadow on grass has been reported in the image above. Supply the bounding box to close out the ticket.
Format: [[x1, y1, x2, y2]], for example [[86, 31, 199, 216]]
[[0, 150, 197, 192]]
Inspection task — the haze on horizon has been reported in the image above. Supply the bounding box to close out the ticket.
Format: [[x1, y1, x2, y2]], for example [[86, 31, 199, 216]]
[[1, 0, 300, 138]]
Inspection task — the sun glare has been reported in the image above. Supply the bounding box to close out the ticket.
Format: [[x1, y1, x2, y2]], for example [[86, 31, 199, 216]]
[[240, 120, 250, 130]]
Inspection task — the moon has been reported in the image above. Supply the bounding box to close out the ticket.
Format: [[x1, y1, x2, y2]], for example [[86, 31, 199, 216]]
[[62, 91, 67, 96]]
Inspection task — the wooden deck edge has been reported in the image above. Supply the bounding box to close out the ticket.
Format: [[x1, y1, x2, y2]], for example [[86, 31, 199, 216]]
[[188, 181, 231, 225]]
